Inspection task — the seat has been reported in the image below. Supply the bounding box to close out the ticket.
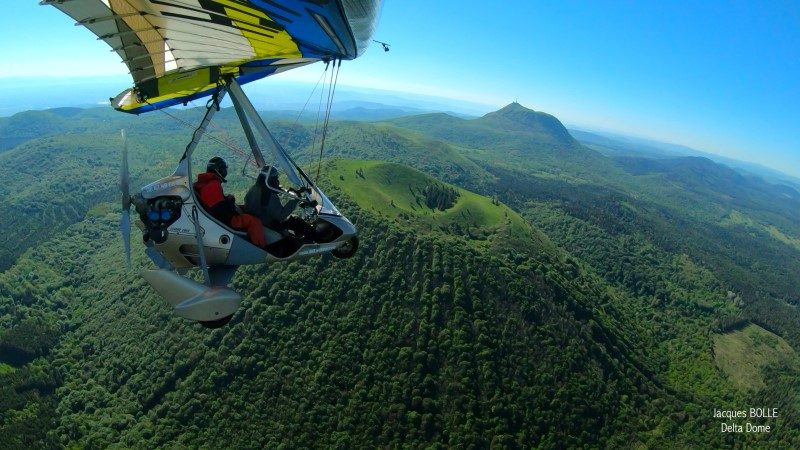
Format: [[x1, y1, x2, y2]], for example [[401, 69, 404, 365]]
[[263, 227, 284, 244], [191, 189, 284, 245]]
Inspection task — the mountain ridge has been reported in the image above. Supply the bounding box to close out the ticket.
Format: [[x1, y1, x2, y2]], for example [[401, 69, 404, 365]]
[[572, 127, 800, 189], [480, 102, 578, 148], [388, 102, 581, 152]]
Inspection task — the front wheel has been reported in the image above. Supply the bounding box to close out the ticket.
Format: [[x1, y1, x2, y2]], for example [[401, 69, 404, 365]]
[[199, 314, 233, 329], [332, 236, 358, 259]]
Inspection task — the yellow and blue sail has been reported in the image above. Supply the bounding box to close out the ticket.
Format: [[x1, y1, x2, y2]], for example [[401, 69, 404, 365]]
[[44, 0, 382, 114]]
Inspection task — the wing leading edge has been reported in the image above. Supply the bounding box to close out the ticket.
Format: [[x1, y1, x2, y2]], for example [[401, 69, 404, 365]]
[[44, 0, 382, 113]]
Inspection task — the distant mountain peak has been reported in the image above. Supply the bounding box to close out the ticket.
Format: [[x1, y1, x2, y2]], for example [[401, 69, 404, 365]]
[[486, 102, 549, 119], [480, 103, 578, 148], [495, 101, 531, 113]]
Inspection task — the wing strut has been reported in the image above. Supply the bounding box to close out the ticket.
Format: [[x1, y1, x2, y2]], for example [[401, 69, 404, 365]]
[[229, 86, 266, 169], [172, 90, 227, 287], [227, 77, 304, 187], [169, 88, 229, 188]]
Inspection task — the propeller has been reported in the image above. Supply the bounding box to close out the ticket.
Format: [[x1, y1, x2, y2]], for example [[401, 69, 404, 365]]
[[120, 129, 132, 269]]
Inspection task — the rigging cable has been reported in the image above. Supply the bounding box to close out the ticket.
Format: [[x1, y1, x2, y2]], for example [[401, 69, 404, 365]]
[[282, 61, 330, 149], [316, 58, 341, 182], [147, 96, 255, 167], [309, 61, 330, 170]]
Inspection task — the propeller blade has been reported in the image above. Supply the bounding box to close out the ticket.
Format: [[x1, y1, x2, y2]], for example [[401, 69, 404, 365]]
[[120, 129, 130, 209], [120, 129, 132, 269], [121, 209, 131, 269]]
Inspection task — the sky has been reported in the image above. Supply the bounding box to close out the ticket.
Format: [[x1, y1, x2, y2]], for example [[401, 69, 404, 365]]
[[1, 1, 798, 176]]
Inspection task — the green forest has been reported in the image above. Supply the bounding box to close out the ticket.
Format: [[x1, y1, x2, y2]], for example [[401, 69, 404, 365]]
[[1, 103, 800, 448]]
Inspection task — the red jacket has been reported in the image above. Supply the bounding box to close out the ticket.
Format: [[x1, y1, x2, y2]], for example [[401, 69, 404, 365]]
[[194, 172, 236, 223]]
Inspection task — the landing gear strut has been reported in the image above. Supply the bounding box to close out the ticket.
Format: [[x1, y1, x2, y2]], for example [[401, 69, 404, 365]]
[[332, 236, 358, 259]]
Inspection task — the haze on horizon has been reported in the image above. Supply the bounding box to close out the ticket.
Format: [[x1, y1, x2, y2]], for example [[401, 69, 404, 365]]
[[1, 1, 797, 177]]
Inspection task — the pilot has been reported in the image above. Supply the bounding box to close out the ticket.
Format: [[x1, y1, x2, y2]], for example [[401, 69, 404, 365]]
[[194, 156, 266, 247], [244, 165, 315, 239]]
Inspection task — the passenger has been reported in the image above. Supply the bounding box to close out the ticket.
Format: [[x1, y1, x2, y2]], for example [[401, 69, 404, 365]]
[[194, 156, 266, 247], [245, 165, 315, 239]]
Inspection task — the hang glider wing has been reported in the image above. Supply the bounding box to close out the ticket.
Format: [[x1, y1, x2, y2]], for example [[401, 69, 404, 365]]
[[44, 0, 382, 114]]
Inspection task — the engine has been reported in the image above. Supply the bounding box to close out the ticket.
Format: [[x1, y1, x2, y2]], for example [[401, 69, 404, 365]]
[[133, 194, 182, 243]]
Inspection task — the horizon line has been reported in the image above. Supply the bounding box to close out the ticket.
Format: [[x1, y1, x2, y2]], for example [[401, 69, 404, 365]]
[[1, 75, 796, 181]]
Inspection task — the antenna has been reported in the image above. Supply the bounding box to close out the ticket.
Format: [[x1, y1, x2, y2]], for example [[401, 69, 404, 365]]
[[372, 40, 391, 52]]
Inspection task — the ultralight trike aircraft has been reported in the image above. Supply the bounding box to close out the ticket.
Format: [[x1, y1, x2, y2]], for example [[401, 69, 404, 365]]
[[45, 0, 383, 327]]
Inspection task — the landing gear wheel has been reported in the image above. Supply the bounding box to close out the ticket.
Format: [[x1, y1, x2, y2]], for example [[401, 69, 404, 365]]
[[332, 236, 358, 259], [199, 314, 233, 329], [150, 227, 169, 244]]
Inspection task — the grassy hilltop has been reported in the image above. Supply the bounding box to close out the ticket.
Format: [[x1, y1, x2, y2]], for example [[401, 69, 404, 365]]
[[327, 160, 529, 238]]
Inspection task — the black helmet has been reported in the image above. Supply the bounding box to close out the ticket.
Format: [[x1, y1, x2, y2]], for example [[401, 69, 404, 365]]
[[260, 165, 280, 188], [207, 156, 228, 182]]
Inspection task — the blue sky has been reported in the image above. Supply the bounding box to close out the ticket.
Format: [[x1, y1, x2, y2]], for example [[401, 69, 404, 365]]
[[2, 1, 798, 176]]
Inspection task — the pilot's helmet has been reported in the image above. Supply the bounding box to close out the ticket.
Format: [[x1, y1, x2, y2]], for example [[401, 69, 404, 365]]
[[260, 165, 281, 188], [207, 156, 228, 181]]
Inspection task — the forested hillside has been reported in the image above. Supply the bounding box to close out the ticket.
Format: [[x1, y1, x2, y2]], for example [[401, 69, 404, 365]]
[[1, 104, 799, 448]]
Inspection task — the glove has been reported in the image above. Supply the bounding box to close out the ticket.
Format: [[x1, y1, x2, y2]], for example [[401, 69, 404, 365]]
[[300, 199, 318, 209]]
